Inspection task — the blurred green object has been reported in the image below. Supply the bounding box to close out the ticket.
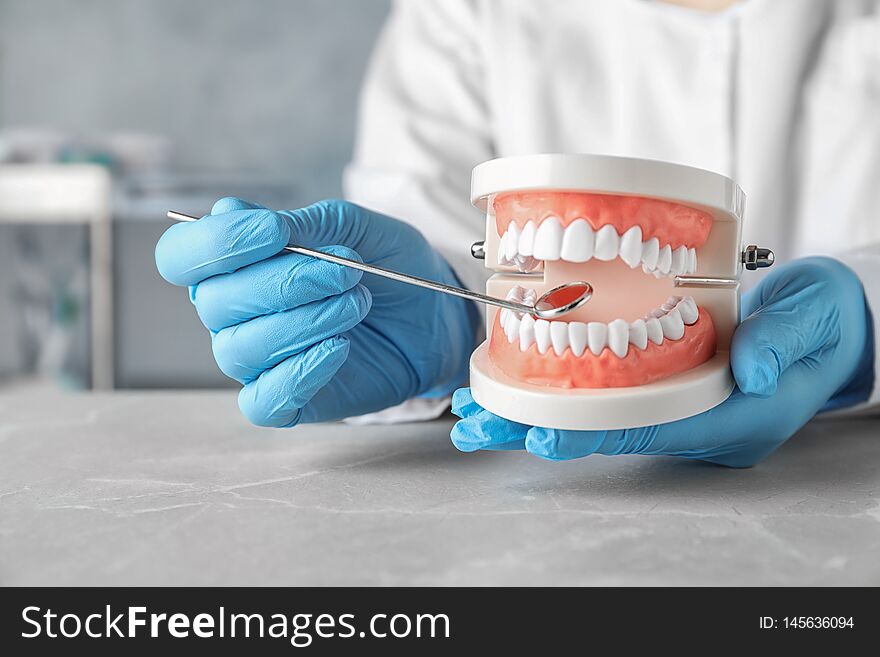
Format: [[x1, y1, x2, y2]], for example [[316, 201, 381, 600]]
[[54, 293, 81, 326], [58, 145, 116, 170], [1, 224, 91, 389]]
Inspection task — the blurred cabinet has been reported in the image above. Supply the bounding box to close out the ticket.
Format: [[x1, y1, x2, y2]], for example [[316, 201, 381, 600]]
[[0, 165, 113, 388]]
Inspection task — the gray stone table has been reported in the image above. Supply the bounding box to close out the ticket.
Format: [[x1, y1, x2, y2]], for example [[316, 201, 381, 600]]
[[1, 391, 879, 585]]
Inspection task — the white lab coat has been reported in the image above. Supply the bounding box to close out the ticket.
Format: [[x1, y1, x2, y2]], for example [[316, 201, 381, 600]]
[[344, 0, 880, 422]]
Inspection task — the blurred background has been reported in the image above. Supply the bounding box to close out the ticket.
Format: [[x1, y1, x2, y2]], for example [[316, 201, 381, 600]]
[[0, 0, 390, 390]]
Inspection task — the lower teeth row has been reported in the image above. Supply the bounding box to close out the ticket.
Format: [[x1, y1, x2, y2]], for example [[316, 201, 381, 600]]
[[499, 287, 699, 358]]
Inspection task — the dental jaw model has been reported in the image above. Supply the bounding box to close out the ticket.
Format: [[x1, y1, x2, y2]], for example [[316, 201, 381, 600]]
[[469, 154, 772, 430]]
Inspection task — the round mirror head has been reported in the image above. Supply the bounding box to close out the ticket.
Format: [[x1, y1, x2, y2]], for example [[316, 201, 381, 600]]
[[533, 281, 593, 319]]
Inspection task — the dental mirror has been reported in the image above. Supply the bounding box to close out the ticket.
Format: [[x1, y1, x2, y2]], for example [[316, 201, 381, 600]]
[[530, 281, 594, 319], [167, 211, 593, 319]]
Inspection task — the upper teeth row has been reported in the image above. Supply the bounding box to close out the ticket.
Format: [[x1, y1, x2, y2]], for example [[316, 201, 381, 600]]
[[498, 219, 697, 276], [499, 286, 700, 358]]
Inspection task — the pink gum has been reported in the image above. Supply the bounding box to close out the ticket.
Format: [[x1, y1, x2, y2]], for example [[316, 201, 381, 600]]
[[488, 311, 717, 389], [493, 191, 712, 249]]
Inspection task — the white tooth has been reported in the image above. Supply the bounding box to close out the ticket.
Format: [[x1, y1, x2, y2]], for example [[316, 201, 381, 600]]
[[534, 319, 552, 354], [515, 255, 540, 273], [628, 319, 648, 350], [519, 221, 537, 256], [523, 288, 537, 304], [657, 244, 672, 274], [568, 322, 588, 357], [519, 314, 536, 351], [507, 230, 521, 262], [659, 308, 685, 340], [550, 321, 570, 356], [641, 237, 660, 270], [506, 285, 524, 301], [619, 226, 643, 268], [688, 248, 697, 273], [661, 295, 682, 312], [649, 307, 666, 319], [671, 245, 688, 274], [645, 316, 664, 345], [608, 319, 629, 358], [532, 217, 564, 260], [499, 309, 510, 328], [560, 219, 595, 262], [677, 297, 699, 325], [593, 225, 620, 261], [505, 313, 521, 343], [507, 223, 521, 261], [587, 322, 608, 356], [498, 232, 511, 264]]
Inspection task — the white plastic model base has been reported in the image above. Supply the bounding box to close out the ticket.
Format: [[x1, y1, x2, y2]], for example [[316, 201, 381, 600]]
[[469, 153, 746, 430], [470, 342, 734, 430]]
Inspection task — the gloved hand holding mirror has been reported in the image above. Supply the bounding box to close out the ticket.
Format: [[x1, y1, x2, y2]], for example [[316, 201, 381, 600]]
[[156, 197, 480, 427]]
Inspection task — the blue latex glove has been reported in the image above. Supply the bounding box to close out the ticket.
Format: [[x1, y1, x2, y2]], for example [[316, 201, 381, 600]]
[[452, 257, 875, 467], [156, 198, 479, 427]]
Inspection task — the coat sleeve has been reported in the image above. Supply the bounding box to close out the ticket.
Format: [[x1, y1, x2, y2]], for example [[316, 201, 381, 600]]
[[343, 0, 493, 294], [342, 0, 493, 424]]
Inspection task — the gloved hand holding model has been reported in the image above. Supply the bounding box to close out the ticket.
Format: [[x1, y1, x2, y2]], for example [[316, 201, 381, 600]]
[[452, 257, 875, 467], [156, 197, 479, 427]]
